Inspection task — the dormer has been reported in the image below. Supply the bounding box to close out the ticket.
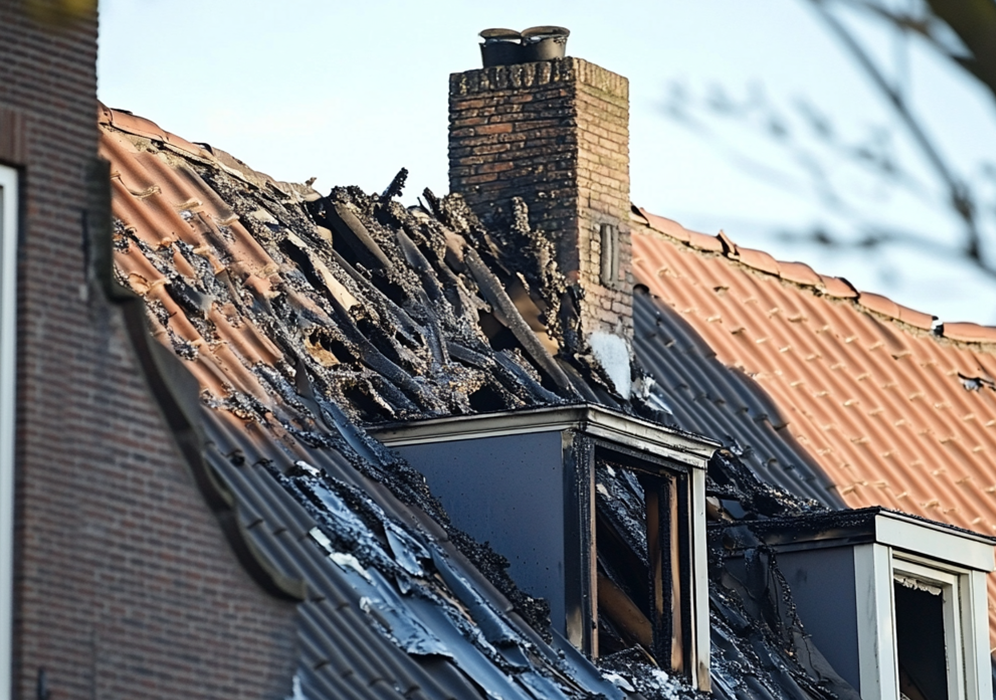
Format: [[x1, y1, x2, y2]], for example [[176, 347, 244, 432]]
[[371, 404, 718, 689], [721, 508, 996, 700]]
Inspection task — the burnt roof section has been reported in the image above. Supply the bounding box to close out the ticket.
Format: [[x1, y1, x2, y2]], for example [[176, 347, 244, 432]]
[[101, 104, 647, 699], [101, 104, 878, 699], [101, 104, 634, 423], [718, 506, 996, 556]]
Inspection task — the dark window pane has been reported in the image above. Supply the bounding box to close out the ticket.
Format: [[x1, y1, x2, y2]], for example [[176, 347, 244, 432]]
[[895, 580, 948, 700]]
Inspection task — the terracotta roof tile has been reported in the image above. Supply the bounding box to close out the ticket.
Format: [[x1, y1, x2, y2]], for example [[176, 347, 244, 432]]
[[716, 230, 737, 255], [631, 211, 996, 644], [818, 274, 858, 299], [733, 246, 780, 276], [100, 104, 214, 160], [103, 107, 168, 141], [777, 260, 822, 287], [638, 207, 691, 243], [856, 292, 899, 320], [636, 208, 729, 253], [629, 205, 650, 226], [943, 322, 996, 344], [897, 304, 936, 331]]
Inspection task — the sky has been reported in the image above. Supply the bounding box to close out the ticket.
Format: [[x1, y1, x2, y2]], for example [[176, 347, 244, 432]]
[[97, 0, 996, 324]]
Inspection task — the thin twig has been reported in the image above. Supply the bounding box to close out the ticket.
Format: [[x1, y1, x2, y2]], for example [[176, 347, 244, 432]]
[[809, 0, 984, 262]]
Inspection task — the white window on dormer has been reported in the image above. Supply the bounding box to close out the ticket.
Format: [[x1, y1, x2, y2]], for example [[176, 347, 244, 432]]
[[893, 559, 964, 700], [853, 528, 993, 700], [0, 164, 19, 700], [763, 509, 994, 700]]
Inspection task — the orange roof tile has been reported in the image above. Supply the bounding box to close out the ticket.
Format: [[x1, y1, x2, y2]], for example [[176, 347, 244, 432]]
[[632, 213, 996, 644]]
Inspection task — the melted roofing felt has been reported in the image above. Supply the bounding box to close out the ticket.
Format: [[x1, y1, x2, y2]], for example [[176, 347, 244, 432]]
[[631, 208, 996, 642]]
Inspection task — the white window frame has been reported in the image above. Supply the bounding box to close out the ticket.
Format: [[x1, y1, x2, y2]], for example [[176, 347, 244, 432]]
[[854, 530, 993, 700], [892, 556, 966, 700], [0, 164, 18, 700]]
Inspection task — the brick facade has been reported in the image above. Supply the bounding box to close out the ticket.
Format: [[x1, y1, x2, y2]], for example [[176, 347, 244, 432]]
[[0, 3, 297, 698], [449, 57, 633, 341]]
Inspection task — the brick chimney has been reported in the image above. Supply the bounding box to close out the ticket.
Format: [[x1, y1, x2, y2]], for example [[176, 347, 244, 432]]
[[448, 48, 633, 395]]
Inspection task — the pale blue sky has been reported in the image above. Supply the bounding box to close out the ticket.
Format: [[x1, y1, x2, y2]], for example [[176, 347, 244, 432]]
[[97, 1, 996, 324]]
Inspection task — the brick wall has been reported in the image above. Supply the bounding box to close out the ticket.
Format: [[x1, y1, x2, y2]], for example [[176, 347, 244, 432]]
[[449, 57, 633, 341], [0, 3, 297, 698]]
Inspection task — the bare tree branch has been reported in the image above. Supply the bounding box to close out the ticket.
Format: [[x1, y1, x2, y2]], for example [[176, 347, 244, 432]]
[[809, 0, 984, 262], [657, 0, 996, 303], [922, 0, 996, 102]]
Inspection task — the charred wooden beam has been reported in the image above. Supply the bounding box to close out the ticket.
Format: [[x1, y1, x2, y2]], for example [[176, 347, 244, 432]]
[[639, 473, 674, 669], [465, 247, 576, 395]]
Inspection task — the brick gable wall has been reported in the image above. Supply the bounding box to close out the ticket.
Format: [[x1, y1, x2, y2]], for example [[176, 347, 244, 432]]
[[0, 3, 297, 697]]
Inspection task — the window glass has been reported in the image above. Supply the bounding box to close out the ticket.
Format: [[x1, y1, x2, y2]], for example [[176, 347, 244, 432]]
[[895, 578, 948, 700]]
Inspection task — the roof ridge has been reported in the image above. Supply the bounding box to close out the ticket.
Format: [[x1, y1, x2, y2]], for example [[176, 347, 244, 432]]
[[631, 205, 996, 347], [98, 103, 316, 203]]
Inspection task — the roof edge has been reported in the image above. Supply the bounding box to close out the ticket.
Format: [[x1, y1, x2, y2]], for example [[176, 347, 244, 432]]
[[368, 403, 720, 469], [98, 103, 319, 204], [631, 205, 996, 347]]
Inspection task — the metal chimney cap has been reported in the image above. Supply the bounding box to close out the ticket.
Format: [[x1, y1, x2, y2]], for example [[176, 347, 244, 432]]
[[479, 28, 522, 43], [520, 26, 570, 42]]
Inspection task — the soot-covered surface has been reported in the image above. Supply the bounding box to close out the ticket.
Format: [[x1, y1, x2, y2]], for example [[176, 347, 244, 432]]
[[102, 105, 864, 700]]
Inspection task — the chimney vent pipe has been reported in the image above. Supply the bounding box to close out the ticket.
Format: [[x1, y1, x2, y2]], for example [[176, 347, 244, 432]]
[[478, 26, 569, 67]]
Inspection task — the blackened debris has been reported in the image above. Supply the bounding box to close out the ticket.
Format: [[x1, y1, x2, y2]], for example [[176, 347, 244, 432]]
[[707, 450, 828, 521], [709, 550, 861, 700], [593, 441, 856, 700], [381, 167, 408, 201], [600, 647, 703, 700]]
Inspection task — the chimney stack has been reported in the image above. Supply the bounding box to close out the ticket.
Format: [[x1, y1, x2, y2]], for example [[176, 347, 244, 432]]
[[448, 33, 633, 394]]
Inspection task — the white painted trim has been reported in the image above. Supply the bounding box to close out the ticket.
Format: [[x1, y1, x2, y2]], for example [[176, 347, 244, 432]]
[[892, 558, 965, 700], [964, 570, 992, 700], [371, 404, 718, 470], [851, 544, 990, 700], [853, 543, 897, 700], [889, 555, 992, 700], [0, 164, 18, 700], [876, 512, 995, 571], [689, 468, 711, 691]]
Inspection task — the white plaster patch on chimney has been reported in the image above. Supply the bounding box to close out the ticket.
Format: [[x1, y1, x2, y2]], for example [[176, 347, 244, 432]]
[[589, 332, 632, 399]]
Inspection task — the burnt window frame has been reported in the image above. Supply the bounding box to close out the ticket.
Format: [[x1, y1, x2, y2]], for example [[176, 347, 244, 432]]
[[371, 404, 716, 692], [567, 432, 711, 689]]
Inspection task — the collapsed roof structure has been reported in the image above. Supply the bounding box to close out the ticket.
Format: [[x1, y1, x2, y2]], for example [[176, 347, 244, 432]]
[[92, 32, 996, 700], [100, 104, 858, 699]]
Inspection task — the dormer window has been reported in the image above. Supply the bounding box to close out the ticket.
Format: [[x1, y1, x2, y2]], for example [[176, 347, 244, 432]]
[[722, 508, 995, 700], [892, 558, 964, 700], [371, 405, 718, 690]]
